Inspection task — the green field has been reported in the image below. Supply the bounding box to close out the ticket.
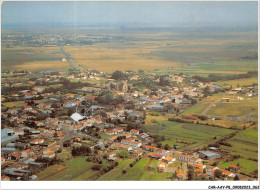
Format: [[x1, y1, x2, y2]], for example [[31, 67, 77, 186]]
[[147, 120, 234, 149], [207, 96, 258, 117], [98, 158, 168, 181], [218, 158, 257, 175], [181, 93, 225, 116], [37, 157, 96, 181], [219, 129, 258, 161]]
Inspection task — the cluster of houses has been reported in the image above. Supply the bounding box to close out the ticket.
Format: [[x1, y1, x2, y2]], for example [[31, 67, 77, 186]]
[[1, 69, 257, 181]]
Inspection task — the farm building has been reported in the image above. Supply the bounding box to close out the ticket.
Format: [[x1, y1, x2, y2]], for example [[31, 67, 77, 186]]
[[199, 151, 220, 160]]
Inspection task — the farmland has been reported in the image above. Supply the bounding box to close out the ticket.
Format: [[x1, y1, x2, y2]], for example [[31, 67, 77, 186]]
[[146, 120, 235, 149], [37, 157, 96, 181], [1, 46, 68, 72], [220, 129, 258, 160], [98, 158, 169, 181], [2, 28, 257, 75], [215, 77, 258, 88], [207, 96, 258, 118]]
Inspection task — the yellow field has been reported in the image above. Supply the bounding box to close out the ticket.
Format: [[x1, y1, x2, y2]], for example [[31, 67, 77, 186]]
[[216, 77, 258, 87], [13, 60, 69, 72], [64, 44, 182, 73]]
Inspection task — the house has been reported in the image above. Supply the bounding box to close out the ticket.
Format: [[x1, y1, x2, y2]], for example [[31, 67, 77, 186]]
[[134, 150, 143, 157], [121, 139, 142, 147], [1, 157, 5, 163], [30, 138, 44, 145], [123, 133, 131, 138], [222, 98, 230, 102], [199, 151, 220, 160], [1, 176, 10, 181], [15, 129, 24, 136], [194, 168, 202, 177], [221, 170, 235, 178], [21, 149, 33, 158], [42, 151, 55, 159], [43, 145, 60, 154], [227, 165, 240, 173], [176, 169, 183, 179], [115, 127, 123, 133], [130, 129, 139, 135], [105, 130, 117, 136], [142, 145, 158, 152], [188, 162, 206, 170], [157, 162, 166, 172], [148, 153, 165, 159], [108, 152, 116, 158], [163, 156, 176, 164], [10, 152, 21, 160]]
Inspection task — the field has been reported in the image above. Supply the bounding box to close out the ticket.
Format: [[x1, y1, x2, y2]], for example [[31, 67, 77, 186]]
[[181, 93, 225, 116], [2, 28, 257, 74], [220, 129, 258, 160], [217, 129, 258, 176], [146, 120, 234, 149], [181, 92, 258, 128], [98, 158, 169, 181], [37, 157, 96, 181], [218, 158, 257, 174], [216, 77, 258, 88], [2, 99, 48, 108], [1, 46, 69, 72], [207, 96, 258, 118]]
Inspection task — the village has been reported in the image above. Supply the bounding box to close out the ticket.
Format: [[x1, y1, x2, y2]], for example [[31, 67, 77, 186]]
[[1, 68, 258, 181]]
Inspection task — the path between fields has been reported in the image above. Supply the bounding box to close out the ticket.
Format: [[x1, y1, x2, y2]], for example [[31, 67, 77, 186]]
[[200, 98, 221, 115]]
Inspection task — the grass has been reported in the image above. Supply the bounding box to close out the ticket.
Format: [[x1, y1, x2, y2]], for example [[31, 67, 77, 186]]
[[215, 77, 258, 88], [2, 99, 48, 108], [100, 133, 111, 139], [218, 158, 258, 174], [220, 129, 258, 160], [147, 120, 234, 149], [181, 93, 225, 116], [2, 46, 68, 72], [207, 96, 258, 117], [98, 159, 134, 180], [37, 157, 96, 181]]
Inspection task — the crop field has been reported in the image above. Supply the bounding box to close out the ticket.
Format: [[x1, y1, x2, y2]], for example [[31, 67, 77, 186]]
[[181, 93, 225, 116], [37, 157, 96, 181], [99, 158, 168, 181], [218, 158, 257, 175], [98, 159, 134, 180], [220, 129, 258, 160], [207, 96, 258, 117], [1, 46, 68, 72], [215, 77, 258, 88], [146, 120, 234, 148], [2, 99, 48, 108]]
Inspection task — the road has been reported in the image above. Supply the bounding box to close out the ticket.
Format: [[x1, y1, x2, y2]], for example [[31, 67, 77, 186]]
[[201, 98, 221, 116]]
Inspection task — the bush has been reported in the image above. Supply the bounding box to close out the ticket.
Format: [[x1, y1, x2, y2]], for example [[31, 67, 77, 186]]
[[151, 119, 158, 123], [151, 112, 159, 116], [198, 115, 208, 121], [129, 163, 134, 167]]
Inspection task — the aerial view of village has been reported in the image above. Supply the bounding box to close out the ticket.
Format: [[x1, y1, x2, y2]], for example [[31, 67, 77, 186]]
[[1, 1, 259, 183]]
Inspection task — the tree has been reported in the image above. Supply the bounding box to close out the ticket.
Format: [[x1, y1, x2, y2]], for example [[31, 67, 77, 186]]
[[187, 168, 195, 180], [116, 150, 130, 159], [234, 175, 239, 181], [164, 144, 170, 150], [102, 92, 113, 104], [214, 169, 222, 178], [111, 70, 127, 80]]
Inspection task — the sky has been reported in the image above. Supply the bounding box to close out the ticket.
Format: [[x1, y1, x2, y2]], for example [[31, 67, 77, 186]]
[[1, 1, 258, 27]]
